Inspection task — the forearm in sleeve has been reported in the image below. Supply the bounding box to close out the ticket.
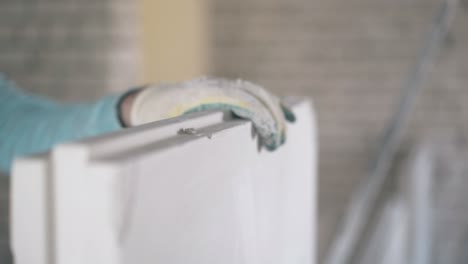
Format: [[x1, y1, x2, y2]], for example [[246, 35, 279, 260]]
[[0, 75, 123, 173]]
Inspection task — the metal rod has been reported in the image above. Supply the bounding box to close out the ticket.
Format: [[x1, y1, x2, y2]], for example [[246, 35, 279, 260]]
[[324, 1, 458, 263]]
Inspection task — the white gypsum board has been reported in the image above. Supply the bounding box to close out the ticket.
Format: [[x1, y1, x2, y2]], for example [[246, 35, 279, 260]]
[[49, 110, 228, 264], [17, 98, 314, 264], [11, 152, 52, 264], [48, 120, 253, 264], [80, 99, 316, 264], [10, 116, 235, 264]]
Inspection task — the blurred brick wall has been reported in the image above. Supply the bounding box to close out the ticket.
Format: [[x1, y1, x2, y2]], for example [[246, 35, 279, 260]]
[[0, 0, 140, 101], [209, 0, 468, 260]]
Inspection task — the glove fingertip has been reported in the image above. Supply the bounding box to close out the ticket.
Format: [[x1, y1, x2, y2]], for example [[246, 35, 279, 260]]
[[281, 104, 296, 123], [266, 144, 278, 151]]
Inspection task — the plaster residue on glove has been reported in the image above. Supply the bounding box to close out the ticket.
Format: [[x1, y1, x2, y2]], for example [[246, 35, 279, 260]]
[[129, 77, 295, 150]]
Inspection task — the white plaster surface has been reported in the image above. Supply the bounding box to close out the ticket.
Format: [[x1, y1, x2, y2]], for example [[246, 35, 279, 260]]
[[11, 100, 317, 264]]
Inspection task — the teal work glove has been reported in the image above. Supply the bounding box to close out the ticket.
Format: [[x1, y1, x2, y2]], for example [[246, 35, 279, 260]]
[[129, 77, 296, 150]]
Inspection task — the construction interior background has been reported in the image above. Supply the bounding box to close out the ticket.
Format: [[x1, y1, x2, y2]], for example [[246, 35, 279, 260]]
[[1, 0, 468, 262]]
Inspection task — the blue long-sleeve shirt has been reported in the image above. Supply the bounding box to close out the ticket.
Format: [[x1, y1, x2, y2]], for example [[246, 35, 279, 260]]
[[0, 74, 124, 173]]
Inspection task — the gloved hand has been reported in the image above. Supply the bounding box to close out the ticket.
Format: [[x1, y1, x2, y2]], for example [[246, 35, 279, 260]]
[[124, 77, 295, 150]]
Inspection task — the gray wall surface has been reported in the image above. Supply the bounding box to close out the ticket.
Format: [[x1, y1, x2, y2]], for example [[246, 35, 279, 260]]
[[209, 0, 468, 260], [0, 0, 140, 101]]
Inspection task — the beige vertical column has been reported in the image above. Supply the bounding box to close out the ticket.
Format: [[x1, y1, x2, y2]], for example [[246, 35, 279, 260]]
[[138, 0, 210, 83]]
